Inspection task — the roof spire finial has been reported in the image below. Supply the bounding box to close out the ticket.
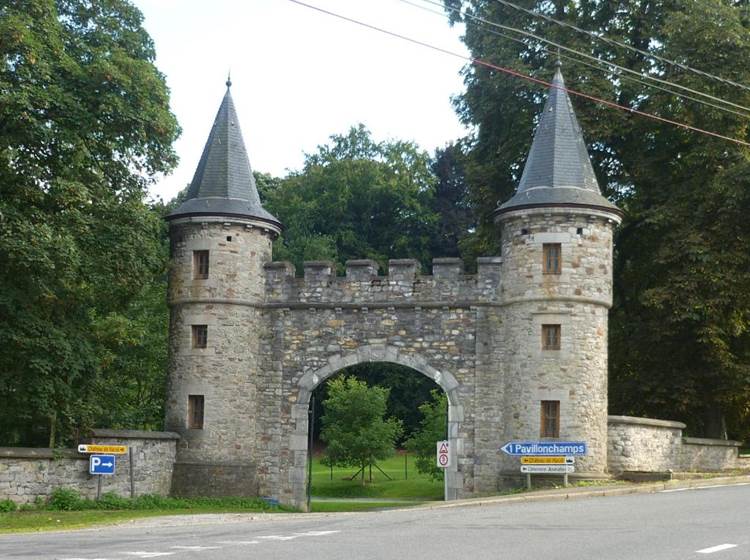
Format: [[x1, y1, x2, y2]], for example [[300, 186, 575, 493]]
[[226, 71, 232, 88]]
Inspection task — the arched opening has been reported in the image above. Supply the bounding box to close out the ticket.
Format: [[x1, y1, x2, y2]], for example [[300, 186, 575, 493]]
[[290, 345, 464, 511]]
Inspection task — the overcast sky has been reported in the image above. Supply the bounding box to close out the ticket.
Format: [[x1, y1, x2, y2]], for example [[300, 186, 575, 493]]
[[131, 0, 470, 202]]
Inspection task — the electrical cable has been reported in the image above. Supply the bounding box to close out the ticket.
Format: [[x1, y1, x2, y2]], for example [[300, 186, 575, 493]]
[[286, 0, 750, 147], [492, 0, 750, 94], [402, 0, 750, 120], [414, 0, 750, 115]]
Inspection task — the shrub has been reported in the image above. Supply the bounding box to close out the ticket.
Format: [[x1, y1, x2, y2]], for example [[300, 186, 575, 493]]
[[48, 487, 83, 511], [96, 492, 132, 510], [0, 499, 17, 513]]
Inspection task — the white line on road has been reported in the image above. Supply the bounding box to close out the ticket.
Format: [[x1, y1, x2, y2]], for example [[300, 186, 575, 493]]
[[123, 553, 176, 558], [294, 530, 341, 537], [696, 544, 738, 554], [660, 483, 750, 493], [215, 540, 260, 545], [659, 488, 689, 493], [257, 535, 299, 541], [170, 546, 222, 550]]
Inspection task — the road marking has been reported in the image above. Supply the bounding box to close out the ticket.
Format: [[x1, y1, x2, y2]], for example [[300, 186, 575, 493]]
[[170, 546, 221, 550], [123, 553, 176, 558], [216, 540, 260, 545], [661, 482, 750, 493], [294, 530, 340, 537], [697, 544, 738, 554], [257, 535, 299, 541]]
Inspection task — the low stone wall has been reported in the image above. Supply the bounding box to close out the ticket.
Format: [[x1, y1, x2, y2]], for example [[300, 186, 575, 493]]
[[0, 430, 179, 505], [607, 416, 744, 474], [679, 437, 742, 472], [607, 415, 685, 473]]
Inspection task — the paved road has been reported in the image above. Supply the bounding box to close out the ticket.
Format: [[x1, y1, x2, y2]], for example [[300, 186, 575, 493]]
[[2, 483, 749, 560]]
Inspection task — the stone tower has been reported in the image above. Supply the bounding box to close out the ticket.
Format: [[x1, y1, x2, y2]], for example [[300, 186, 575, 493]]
[[164, 79, 282, 495], [494, 65, 622, 478]]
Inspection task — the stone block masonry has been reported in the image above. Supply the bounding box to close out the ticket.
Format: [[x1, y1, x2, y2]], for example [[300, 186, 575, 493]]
[[0, 430, 178, 505], [607, 416, 744, 474]]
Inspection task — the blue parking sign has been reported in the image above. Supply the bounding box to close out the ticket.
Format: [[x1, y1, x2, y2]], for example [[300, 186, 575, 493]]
[[89, 454, 116, 475]]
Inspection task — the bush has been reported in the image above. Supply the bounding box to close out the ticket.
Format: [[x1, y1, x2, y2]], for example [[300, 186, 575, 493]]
[[96, 492, 132, 510], [0, 499, 17, 513], [48, 487, 83, 511]]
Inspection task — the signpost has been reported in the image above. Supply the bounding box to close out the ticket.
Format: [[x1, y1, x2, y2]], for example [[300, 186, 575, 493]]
[[436, 440, 450, 469], [500, 441, 587, 456], [89, 454, 116, 475], [78, 444, 127, 455], [521, 465, 575, 474], [501, 441, 586, 489]]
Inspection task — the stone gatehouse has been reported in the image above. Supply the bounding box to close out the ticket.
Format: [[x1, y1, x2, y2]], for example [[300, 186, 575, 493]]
[[164, 69, 622, 510]]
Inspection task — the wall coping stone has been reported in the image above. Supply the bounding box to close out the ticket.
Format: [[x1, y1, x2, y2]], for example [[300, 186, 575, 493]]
[[0, 447, 85, 460], [607, 415, 687, 429], [90, 429, 180, 440], [682, 437, 742, 448]]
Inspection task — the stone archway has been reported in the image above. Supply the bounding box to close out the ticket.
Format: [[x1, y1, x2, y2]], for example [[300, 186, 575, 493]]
[[287, 345, 465, 510]]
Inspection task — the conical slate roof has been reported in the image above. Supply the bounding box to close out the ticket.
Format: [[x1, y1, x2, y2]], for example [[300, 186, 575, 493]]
[[496, 66, 620, 216], [167, 80, 281, 227]]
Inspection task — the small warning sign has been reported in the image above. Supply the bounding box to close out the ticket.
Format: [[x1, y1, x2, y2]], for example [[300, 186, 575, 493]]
[[436, 440, 451, 469]]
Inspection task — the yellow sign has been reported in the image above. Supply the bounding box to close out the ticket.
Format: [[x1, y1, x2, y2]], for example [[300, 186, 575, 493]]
[[521, 456, 568, 464], [78, 444, 127, 455]]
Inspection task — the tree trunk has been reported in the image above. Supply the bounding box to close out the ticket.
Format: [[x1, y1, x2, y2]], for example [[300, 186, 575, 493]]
[[48, 412, 57, 448], [703, 404, 727, 439], [361, 463, 365, 486]]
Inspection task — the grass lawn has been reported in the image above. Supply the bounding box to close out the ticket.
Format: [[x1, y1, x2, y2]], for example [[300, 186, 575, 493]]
[[311, 452, 444, 501]]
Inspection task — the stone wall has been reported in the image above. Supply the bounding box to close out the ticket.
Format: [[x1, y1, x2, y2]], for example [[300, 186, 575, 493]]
[[0, 430, 178, 505], [607, 416, 743, 474]]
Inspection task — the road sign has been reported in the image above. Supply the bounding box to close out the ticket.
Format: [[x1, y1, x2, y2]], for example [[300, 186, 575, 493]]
[[521, 465, 575, 474], [89, 454, 116, 475], [521, 456, 574, 465], [78, 444, 127, 455], [500, 441, 587, 456], [436, 440, 451, 468]]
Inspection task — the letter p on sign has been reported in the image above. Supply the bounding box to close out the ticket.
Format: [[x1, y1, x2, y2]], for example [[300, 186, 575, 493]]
[[437, 440, 451, 468]]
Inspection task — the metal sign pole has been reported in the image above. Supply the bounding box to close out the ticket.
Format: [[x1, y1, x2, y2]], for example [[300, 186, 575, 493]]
[[129, 447, 135, 499], [96, 476, 102, 501]]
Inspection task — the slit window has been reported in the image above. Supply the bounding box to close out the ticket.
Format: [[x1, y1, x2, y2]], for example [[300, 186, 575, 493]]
[[193, 250, 209, 279], [543, 243, 561, 274], [188, 395, 205, 429], [192, 325, 208, 349], [541, 400, 560, 438], [542, 324, 561, 350]]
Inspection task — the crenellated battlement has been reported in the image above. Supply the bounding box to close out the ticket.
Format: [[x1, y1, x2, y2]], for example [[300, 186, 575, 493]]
[[264, 257, 503, 306]]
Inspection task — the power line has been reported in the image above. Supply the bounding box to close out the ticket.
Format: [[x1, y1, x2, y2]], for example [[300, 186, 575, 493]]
[[285, 0, 750, 148], [414, 0, 750, 115], [402, 0, 750, 120], [492, 0, 750, 94]]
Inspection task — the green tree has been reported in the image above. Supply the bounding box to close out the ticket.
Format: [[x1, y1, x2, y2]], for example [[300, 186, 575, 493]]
[[0, 0, 179, 446], [446, 0, 750, 438], [320, 376, 403, 484], [263, 125, 440, 272], [405, 390, 448, 481]]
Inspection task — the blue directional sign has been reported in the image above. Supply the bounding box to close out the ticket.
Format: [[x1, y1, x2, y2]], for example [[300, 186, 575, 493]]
[[89, 454, 116, 475], [500, 441, 587, 456]]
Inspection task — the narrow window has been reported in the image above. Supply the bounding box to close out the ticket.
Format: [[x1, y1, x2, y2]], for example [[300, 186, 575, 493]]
[[543, 243, 561, 274], [541, 400, 560, 438], [542, 324, 561, 350], [188, 395, 205, 429], [193, 250, 209, 279], [192, 325, 208, 349]]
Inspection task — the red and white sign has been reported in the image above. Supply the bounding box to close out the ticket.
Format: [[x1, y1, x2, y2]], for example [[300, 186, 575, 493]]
[[436, 440, 451, 468]]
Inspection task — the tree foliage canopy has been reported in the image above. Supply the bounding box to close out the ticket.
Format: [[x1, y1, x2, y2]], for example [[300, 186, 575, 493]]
[[405, 390, 448, 481], [320, 376, 403, 481], [446, 0, 750, 438], [0, 0, 179, 446]]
